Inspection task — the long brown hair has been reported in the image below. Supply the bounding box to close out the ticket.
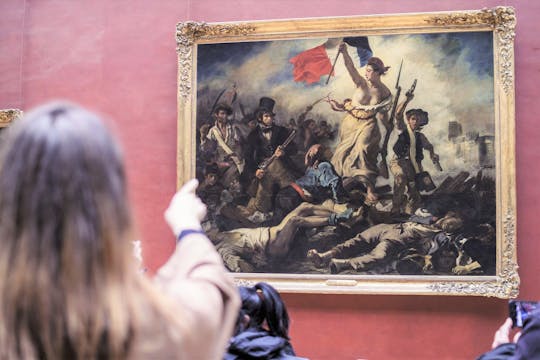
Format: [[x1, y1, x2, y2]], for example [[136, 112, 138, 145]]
[[0, 102, 153, 358]]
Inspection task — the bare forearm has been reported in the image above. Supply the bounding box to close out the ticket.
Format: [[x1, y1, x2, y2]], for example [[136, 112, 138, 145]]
[[342, 49, 364, 87]]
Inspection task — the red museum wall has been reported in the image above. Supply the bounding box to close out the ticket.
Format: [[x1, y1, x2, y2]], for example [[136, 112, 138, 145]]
[[1, 1, 539, 359]]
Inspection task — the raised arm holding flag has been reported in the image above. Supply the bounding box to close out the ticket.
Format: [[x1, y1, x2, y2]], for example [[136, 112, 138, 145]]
[[290, 37, 372, 85]]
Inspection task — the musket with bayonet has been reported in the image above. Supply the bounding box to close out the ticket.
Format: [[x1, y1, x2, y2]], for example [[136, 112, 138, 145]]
[[258, 129, 297, 171], [378, 59, 403, 179], [246, 130, 297, 196]]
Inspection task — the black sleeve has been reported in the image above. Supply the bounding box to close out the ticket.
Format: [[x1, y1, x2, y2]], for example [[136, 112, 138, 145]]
[[476, 343, 516, 360], [244, 131, 259, 176], [514, 312, 540, 359]]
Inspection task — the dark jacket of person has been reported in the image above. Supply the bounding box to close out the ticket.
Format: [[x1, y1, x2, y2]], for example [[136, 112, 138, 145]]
[[224, 328, 304, 360], [477, 311, 540, 360], [393, 130, 425, 163], [244, 125, 298, 178]]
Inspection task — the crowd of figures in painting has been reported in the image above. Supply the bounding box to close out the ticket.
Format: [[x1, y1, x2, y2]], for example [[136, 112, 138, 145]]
[[194, 32, 497, 276]]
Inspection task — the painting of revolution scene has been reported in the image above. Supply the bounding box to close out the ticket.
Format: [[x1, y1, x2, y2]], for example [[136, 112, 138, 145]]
[[194, 31, 496, 277]]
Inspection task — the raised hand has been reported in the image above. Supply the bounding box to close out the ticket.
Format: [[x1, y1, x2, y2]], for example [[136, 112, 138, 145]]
[[491, 318, 513, 349], [164, 179, 207, 236]]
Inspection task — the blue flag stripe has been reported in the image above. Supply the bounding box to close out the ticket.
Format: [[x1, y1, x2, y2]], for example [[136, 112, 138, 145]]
[[343, 37, 373, 67]]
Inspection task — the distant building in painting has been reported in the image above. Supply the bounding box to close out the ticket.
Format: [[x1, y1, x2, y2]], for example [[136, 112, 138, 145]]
[[448, 121, 495, 169]]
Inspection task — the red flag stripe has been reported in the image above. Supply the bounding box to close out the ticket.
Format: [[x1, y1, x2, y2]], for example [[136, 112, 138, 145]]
[[289, 45, 333, 84]]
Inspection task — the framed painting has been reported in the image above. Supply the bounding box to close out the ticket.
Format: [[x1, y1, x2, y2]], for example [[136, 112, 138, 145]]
[[176, 7, 518, 297]]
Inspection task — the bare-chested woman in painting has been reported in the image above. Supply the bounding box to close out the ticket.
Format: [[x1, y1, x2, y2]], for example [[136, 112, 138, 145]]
[[327, 42, 393, 202]]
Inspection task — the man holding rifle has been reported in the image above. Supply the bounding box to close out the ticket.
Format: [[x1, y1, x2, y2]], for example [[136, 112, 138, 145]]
[[239, 97, 299, 218]]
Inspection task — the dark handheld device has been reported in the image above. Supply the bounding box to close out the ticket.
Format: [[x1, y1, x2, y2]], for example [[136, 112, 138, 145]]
[[509, 300, 540, 328]]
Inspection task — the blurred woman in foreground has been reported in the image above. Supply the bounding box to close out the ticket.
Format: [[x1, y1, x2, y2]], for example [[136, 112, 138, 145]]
[[0, 102, 239, 359]]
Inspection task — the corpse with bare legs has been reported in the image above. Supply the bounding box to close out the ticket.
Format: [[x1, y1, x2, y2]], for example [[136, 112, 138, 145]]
[[215, 201, 362, 272]]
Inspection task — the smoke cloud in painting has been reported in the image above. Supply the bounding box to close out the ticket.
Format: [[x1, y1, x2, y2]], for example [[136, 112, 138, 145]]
[[197, 31, 494, 185]]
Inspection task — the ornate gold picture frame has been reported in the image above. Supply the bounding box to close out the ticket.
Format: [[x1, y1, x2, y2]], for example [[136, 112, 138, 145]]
[[176, 7, 517, 297], [0, 109, 22, 128]]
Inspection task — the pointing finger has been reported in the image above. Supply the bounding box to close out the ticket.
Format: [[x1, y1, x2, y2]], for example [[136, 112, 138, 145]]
[[179, 178, 199, 195]]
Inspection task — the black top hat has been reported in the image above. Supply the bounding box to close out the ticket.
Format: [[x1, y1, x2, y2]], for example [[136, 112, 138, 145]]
[[255, 97, 276, 118]]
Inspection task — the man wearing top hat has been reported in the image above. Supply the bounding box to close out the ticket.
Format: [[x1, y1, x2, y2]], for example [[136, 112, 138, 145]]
[[240, 97, 299, 217]]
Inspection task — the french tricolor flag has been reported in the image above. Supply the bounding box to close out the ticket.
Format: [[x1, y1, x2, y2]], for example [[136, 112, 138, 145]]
[[289, 37, 373, 85]]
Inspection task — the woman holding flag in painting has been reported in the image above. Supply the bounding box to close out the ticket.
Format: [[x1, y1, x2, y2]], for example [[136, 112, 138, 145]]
[[289, 37, 393, 202], [289, 36, 392, 202], [326, 40, 393, 203]]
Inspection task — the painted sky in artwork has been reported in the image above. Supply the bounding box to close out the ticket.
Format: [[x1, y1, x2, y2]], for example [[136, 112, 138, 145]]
[[197, 31, 495, 179]]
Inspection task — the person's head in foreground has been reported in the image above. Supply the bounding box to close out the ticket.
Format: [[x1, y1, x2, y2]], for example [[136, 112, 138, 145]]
[[0, 102, 148, 358], [0, 102, 240, 359], [226, 282, 306, 360]]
